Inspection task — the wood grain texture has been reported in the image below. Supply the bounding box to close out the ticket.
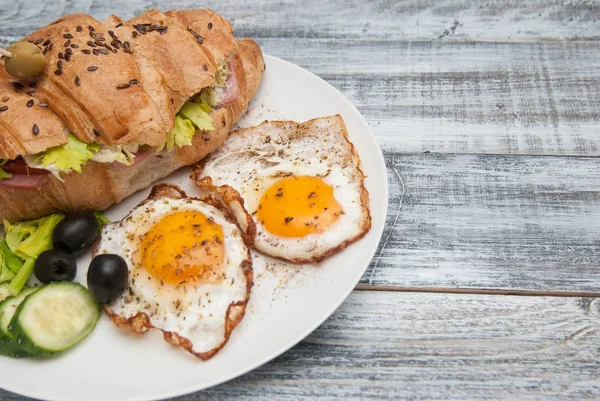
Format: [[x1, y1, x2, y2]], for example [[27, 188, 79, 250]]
[[5, 291, 598, 401], [0, 0, 599, 42], [362, 153, 600, 292], [255, 38, 600, 156]]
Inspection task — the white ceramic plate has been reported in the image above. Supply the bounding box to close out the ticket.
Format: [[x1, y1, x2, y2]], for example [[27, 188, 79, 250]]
[[0, 55, 388, 401]]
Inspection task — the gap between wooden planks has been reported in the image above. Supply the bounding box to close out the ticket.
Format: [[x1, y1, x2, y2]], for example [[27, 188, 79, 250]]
[[355, 284, 600, 298]]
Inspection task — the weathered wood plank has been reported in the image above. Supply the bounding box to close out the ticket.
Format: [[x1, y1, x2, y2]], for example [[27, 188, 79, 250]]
[[253, 39, 600, 156], [5, 291, 598, 401], [361, 152, 600, 293], [0, 0, 598, 42]]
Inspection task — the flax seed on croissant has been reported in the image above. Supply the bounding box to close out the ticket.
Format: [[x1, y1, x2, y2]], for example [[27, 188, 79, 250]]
[[0, 9, 264, 222]]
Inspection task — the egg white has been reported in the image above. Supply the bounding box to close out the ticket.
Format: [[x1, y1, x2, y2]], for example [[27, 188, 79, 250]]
[[199, 116, 370, 262], [97, 197, 250, 355]]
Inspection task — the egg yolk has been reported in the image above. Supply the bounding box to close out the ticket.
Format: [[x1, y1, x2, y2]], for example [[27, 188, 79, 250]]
[[256, 175, 343, 238], [140, 211, 225, 286]]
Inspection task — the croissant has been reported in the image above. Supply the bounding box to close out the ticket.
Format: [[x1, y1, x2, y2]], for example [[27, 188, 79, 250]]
[[0, 9, 264, 222]]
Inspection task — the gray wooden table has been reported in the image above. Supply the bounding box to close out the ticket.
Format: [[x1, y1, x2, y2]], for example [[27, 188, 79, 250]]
[[2, 0, 600, 400]]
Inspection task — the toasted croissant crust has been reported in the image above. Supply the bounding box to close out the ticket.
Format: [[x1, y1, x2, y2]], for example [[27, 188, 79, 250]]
[[0, 9, 264, 222]]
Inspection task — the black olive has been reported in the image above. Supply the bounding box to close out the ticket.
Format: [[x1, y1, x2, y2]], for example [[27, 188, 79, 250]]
[[53, 212, 99, 256], [87, 254, 129, 304], [34, 249, 77, 283]]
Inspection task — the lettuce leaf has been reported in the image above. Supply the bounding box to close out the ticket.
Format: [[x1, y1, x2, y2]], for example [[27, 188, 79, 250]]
[[93, 211, 110, 227], [4, 214, 64, 261], [1, 240, 23, 274], [35, 134, 99, 173], [7, 258, 33, 296], [0, 160, 12, 180], [0, 247, 15, 284], [3, 214, 64, 295], [166, 116, 195, 151], [0, 261, 15, 284], [158, 87, 216, 152], [178, 101, 214, 132]]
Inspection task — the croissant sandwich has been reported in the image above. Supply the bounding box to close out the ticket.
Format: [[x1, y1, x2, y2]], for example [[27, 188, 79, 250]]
[[0, 9, 264, 222]]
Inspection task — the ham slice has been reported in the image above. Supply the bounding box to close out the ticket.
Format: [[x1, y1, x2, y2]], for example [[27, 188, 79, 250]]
[[0, 174, 47, 190], [0, 159, 50, 190], [216, 60, 239, 108], [3, 158, 50, 176]]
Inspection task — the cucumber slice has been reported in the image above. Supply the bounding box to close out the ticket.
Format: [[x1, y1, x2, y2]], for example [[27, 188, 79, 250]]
[[0, 287, 38, 357], [9, 282, 100, 355], [0, 284, 9, 302]]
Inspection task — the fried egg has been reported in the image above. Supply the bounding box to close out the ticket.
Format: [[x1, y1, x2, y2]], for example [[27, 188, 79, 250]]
[[193, 115, 371, 263], [94, 184, 253, 360]]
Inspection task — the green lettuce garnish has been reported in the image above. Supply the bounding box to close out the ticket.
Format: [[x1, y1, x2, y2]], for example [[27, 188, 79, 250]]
[[35, 134, 99, 173], [1, 240, 23, 274], [4, 214, 64, 261], [93, 211, 110, 227], [8, 258, 34, 296], [0, 248, 15, 284], [0, 264, 15, 284], [166, 116, 195, 151], [3, 214, 64, 295], [0, 160, 12, 180], [179, 101, 215, 132], [162, 97, 215, 152]]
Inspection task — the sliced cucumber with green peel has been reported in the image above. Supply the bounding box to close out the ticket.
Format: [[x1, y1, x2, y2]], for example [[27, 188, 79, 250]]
[[0, 284, 10, 302], [9, 282, 100, 356], [0, 287, 39, 357]]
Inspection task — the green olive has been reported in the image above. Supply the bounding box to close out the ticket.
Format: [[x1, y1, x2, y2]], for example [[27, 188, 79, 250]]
[[4, 42, 46, 78]]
